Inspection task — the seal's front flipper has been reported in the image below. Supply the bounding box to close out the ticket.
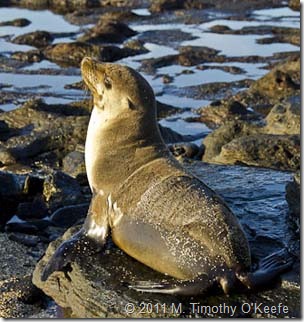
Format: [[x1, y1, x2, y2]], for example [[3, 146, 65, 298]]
[[41, 229, 103, 281], [41, 190, 110, 281], [129, 274, 212, 295], [236, 248, 294, 290]]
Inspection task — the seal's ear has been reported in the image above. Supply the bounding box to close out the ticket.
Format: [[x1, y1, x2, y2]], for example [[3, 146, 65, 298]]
[[127, 97, 136, 110]]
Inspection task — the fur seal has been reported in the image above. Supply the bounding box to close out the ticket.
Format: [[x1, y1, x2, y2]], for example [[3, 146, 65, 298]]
[[41, 57, 292, 295]]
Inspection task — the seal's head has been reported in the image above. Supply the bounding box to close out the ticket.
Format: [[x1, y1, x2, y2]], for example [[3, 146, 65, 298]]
[[81, 57, 156, 121], [81, 57, 165, 193]]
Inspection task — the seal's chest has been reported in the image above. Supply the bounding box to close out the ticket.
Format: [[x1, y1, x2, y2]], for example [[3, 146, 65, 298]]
[[85, 107, 107, 189]]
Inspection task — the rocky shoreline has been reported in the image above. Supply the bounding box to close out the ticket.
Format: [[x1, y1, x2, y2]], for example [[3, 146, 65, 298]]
[[0, 0, 300, 318]]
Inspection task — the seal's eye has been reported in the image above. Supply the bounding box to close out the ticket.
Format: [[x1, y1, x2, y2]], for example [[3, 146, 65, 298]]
[[104, 75, 112, 90]]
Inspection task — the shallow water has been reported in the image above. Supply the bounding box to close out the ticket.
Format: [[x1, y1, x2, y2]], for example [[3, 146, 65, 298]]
[[0, 8, 79, 37], [0, 6, 300, 111], [187, 162, 292, 256], [181, 32, 298, 57]]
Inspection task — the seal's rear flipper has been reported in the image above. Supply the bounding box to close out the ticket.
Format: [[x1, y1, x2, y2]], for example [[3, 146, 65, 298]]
[[129, 274, 213, 295], [236, 248, 294, 290], [41, 229, 103, 282]]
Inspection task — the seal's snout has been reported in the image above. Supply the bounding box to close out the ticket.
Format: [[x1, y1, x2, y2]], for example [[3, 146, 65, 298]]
[[81, 57, 99, 93], [81, 56, 93, 72]]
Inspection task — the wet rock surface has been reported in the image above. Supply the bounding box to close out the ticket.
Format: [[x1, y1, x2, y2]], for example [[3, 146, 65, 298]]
[[0, 233, 54, 318], [265, 95, 300, 135], [197, 99, 259, 129], [200, 59, 300, 171], [215, 134, 300, 171], [288, 0, 300, 11], [12, 31, 54, 48], [0, 18, 31, 27], [33, 224, 300, 318], [0, 99, 89, 167], [78, 19, 137, 44], [285, 171, 300, 231], [247, 57, 300, 114], [202, 120, 261, 163], [11, 49, 44, 63], [43, 41, 145, 67]]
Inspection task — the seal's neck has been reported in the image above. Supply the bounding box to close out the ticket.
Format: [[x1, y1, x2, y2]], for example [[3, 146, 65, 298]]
[[85, 106, 168, 194]]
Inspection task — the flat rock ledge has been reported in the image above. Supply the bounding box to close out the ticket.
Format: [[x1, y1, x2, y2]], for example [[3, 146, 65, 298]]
[[33, 227, 300, 318]]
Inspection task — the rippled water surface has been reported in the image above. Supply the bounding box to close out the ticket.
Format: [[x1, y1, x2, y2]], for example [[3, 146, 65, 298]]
[[188, 162, 292, 253]]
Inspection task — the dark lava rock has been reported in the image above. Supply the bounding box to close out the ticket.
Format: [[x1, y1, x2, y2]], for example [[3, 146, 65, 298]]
[[162, 74, 173, 83], [139, 29, 196, 47], [286, 171, 300, 230], [202, 95, 300, 171], [150, 0, 185, 12], [0, 0, 103, 12], [50, 203, 89, 228], [160, 125, 206, 144], [12, 31, 54, 48], [24, 98, 89, 116], [64, 8, 138, 26], [43, 42, 139, 67], [178, 46, 220, 66], [49, 0, 101, 11], [1, 274, 44, 305], [149, 0, 213, 12], [11, 50, 44, 63], [256, 28, 300, 47], [140, 46, 221, 73], [202, 120, 260, 162], [96, 10, 139, 23], [181, 79, 254, 101], [209, 25, 232, 33], [24, 218, 51, 231], [0, 120, 10, 136], [78, 19, 137, 44], [169, 142, 201, 159], [43, 171, 84, 211], [198, 99, 259, 129], [122, 39, 149, 56], [197, 64, 246, 75], [33, 226, 300, 318], [0, 233, 50, 318], [216, 134, 300, 171], [289, 0, 300, 11], [62, 150, 86, 180], [0, 99, 89, 166], [5, 221, 40, 235], [0, 170, 22, 196], [64, 80, 85, 90], [265, 95, 300, 135], [8, 232, 41, 247], [16, 194, 49, 220], [23, 174, 45, 196], [123, 38, 148, 53], [43, 42, 99, 66], [0, 18, 31, 27], [0, 171, 26, 226], [0, 148, 18, 167], [246, 57, 300, 115], [1, 0, 143, 12], [0, 131, 63, 165], [208, 25, 299, 46], [0, 54, 31, 73], [159, 125, 185, 144], [140, 54, 178, 73], [156, 100, 180, 119]]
